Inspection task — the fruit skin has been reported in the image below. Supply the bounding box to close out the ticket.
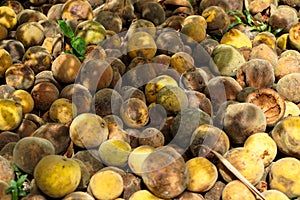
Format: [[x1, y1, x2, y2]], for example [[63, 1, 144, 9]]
[[262, 190, 290, 200], [186, 157, 218, 192], [70, 113, 109, 149], [34, 155, 81, 198], [49, 98, 76, 124], [129, 190, 163, 200], [127, 31, 157, 59], [88, 170, 124, 200], [222, 102, 267, 144], [120, 98, 149, 128], [269, 157, 300, 198], [98, 139, 131, 168], [244, 132, 277, 167], [128, 145, 155, 176], [218, 147, 265, 185], [222, 180, 256, 200], [10, 89, 34, 114], [145, 75, 178, 104], [0, 49, 12, 78], [276, 73, 300, 103], [63, 191, 94, 200], [156, 85, 188, 115], [13, 137, 55, 175], [0, 6, 17, 29], [271, 116, 300, 158], [220, 28, 252, 49], [141, 146, 189, 199], [75, 20, 107, 45], [0, 99, 23, 131]]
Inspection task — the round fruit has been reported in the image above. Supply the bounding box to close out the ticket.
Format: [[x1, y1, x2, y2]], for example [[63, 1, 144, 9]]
[[0, 99, 23, 131], [34, 155, 81, 198]]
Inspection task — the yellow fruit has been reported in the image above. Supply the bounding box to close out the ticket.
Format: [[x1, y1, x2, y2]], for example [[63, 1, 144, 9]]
[[98, 139, 131, 168], [269, 157, 300, 198], [186, 157, 218, 192], [0, 99, 23, 131], [10, 89, 34, 113], [129, 190, 163, 200], [75, 20, 106, 45], [182, 15, 207, 29], [262, 190, 290, 200], [69, 113, 109, 148], [222, 180, 256, 200], [244, 132, 277, 167], [220, 28, 252, 48], [276, 33, 289, 50], [170, 51, 194, 74], [49, 98, 76, 124], [284, 101, 300, 117], [0, 6, 17, 29], [0, 49, 12, 78], [253, 31, 276, 50], [34, 155, 81, 198], [127, 31, 157, 59], [181, 22, 206, 43], [128, 145, 155, 176], [145, 75, 178, 104], [88, 170, 124, 200]]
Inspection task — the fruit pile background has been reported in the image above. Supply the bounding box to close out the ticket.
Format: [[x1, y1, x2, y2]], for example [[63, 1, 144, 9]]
[[0, 0, 300, 199]]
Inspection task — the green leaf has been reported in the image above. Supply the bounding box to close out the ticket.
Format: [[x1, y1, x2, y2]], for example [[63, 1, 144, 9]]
[[243, 10, 253, 25], [16, 174, 27, 186], [229, 21, 243, 30], [9, 180, 17, 188], [57, 20, 75, 39], [5, 186, 15, 194], [71, 37, 86, 56], [19, 190, 27, 197], [273, 28, 283, 35]]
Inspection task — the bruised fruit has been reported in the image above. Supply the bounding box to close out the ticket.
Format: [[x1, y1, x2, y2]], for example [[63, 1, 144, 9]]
[[220, 28, 252, 49], [0, 6, 17, 29], [218, 147, 265, 185], [70, 113, 109, 148], [186, 157, 218, 192], [88, 170, 123, 200], [156, 85, 188, 115], [271, 116, 300, 158], [5, 64, 35, 90], [61, 0, 93, 23], [190, 124, 230, 163], [180, 22, 206, 43], [75, 20, 106, 45], [13, 137, 55, 174], [98, 139, 131, 168], [49, 98, 76, 124], [141, 146, 188, 199], [170, 51, 195, 74], [244, 132, 277, 167], [33, 123, 70, 154], [276, 73, 300, 103], [10, 89, 34, 114], [34, 155, 81, 198], [139, 127, 165, 148], [16, 22, 45, 48], [145, 75, 178, 104], [269, 157, 300, 198], [0, 99, 23, 131], [222, 102, 267, 144], [120, 98, 149, 128], [127, 31, 157, 59], [0, 49, 12, 78]]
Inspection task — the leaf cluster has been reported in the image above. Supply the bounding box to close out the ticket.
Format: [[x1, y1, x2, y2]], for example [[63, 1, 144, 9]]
[[227, 9, 283, 35], [5, 164, 29, 200], [57, 20, 86, 61]]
